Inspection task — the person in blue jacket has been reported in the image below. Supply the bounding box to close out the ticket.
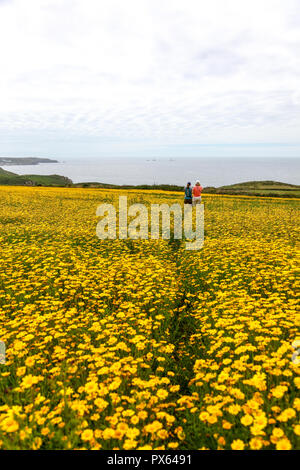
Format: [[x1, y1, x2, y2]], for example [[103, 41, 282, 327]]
[[184, 182, 192, 204]]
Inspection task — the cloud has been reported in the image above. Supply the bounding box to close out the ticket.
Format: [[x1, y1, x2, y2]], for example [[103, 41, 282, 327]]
[[0, 0, 300, 157]]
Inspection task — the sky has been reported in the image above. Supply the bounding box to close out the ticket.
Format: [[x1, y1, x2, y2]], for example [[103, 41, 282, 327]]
[[0, 0, 300, 159]]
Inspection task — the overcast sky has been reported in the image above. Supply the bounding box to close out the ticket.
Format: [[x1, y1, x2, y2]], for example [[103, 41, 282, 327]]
[[0, 0, 300, 158]]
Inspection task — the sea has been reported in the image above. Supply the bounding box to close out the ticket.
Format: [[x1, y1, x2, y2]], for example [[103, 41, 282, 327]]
[[1, 157, 299, 187]]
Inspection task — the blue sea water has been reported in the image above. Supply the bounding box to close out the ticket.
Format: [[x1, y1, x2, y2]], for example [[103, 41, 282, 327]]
[[2, 157, 299, 187]]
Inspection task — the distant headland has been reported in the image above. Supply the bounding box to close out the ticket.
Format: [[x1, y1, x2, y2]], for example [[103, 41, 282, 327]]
[[0, 157, 58, 165]]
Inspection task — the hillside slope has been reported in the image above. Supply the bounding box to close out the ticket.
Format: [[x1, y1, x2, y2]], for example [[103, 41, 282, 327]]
[[0, 168, 72, 186], [206, 180, 300, 197]]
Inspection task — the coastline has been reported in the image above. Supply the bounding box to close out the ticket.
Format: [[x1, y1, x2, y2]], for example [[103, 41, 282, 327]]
[[0, 156, 299, 187]]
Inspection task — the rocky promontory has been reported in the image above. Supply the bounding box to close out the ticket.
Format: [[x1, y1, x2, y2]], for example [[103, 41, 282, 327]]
[[0, 157, 58, 165]]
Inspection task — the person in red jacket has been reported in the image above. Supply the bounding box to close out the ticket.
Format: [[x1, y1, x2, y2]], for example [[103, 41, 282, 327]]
[[192, 180, 203, 206]]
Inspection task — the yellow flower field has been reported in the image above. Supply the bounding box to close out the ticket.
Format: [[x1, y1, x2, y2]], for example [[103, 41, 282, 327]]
[[0, 186, 299, 450]]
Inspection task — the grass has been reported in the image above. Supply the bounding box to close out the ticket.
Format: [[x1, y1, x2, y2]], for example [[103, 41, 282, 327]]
[[0, 168, 72, 186], [204, 180, 300, 197], [22, 174, 72, 186]]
